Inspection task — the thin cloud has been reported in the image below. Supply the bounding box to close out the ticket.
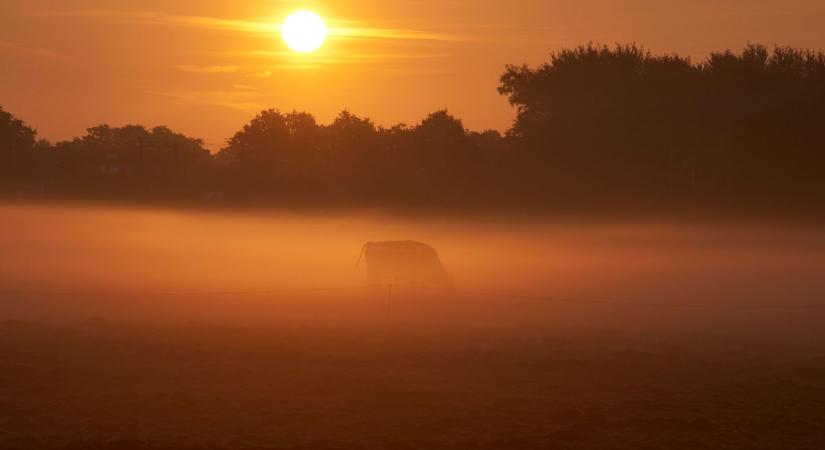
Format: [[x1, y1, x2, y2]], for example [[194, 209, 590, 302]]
[[328, 25, 463, 42], [343, 52, 450, 60], [36, 10, 276, 34], [275, 64, 323, 70], [36, 10, 462, 42], [229, 50, 450, 61], [149, 89, 267, 111], [247, 70, 273, 78], [175, 64, 240, 74]]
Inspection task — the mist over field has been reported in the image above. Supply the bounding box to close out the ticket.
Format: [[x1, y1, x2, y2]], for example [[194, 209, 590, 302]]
[[3, 204, 825, 450], [5, 1, 825, 447], [2, 203, 823, 334]]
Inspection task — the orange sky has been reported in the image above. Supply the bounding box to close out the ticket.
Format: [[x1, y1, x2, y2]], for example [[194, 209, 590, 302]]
[[3, 0, 825, 150]]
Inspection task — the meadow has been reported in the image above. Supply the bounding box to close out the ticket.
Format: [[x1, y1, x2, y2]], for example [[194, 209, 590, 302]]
[[1, 204, 825, 449], [2, 322, 825, 450]]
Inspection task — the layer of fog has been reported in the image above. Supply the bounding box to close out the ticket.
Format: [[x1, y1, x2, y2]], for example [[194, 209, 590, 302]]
[[1, 203, 824, 334]]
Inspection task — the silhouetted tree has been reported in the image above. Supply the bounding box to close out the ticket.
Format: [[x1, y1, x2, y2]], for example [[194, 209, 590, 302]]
[[499, 43, 825, 212], [3, 43, 824, 216], [219, 109, 323, 201], [322, 110, 381, 200], [0, 107, 49, 186], [51, 124, 209, 197], [0, 107, 37, 153]]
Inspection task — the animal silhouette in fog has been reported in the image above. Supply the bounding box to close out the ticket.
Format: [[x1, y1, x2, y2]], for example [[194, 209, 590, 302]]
[[356, 241, 451, 287]]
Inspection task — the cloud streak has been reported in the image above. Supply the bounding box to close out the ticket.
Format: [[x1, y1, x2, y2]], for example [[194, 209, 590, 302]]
[[247, 70, 273, 78], [149, 89, 267, 111], [175, 64, 240, 74], [327, 23, 462, 42], [36, 10, 276, 34], [227, 50, 450, 61], [36, 10, 462, 42]]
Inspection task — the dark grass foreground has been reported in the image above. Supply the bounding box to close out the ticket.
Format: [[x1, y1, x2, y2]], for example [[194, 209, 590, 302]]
[[2, 321, 825, 450]]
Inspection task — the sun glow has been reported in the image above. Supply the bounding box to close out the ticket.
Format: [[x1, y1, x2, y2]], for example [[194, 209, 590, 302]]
[[281, 10, 327, 53]]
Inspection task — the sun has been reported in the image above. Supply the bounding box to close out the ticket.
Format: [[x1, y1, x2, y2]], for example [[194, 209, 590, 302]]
[[281, 10, 328, 53]]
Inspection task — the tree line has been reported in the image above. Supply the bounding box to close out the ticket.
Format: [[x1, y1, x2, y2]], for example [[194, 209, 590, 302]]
[[2, 43, 824, 216]]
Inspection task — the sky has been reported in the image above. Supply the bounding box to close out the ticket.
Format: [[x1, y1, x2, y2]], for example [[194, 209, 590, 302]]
[[2, 0, 825, 150]]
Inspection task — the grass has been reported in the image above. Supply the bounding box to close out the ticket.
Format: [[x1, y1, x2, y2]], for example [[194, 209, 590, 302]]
[[2, 320, 825, 450]]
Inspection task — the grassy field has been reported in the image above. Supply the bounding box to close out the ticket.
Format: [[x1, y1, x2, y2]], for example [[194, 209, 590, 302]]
[[2, 206, 824, 449], [2, 321, 825, 450]]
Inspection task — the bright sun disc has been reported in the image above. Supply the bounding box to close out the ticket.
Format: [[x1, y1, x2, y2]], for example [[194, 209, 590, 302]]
[[281, 10, 327, 53]]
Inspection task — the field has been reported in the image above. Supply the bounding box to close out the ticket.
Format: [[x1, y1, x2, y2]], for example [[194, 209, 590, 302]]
[[2, 204, 825, 449], [2, 322, 825, 450]]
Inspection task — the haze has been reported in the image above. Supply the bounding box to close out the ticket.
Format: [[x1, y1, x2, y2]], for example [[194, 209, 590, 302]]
[[1, 204, 822, 335]]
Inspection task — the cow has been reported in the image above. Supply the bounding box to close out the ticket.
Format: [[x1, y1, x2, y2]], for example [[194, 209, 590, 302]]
[[356, 240, 451, 287]]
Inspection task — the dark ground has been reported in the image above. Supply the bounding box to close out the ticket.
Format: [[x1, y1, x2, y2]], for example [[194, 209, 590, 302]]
[[2, 321, 825, 450]]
